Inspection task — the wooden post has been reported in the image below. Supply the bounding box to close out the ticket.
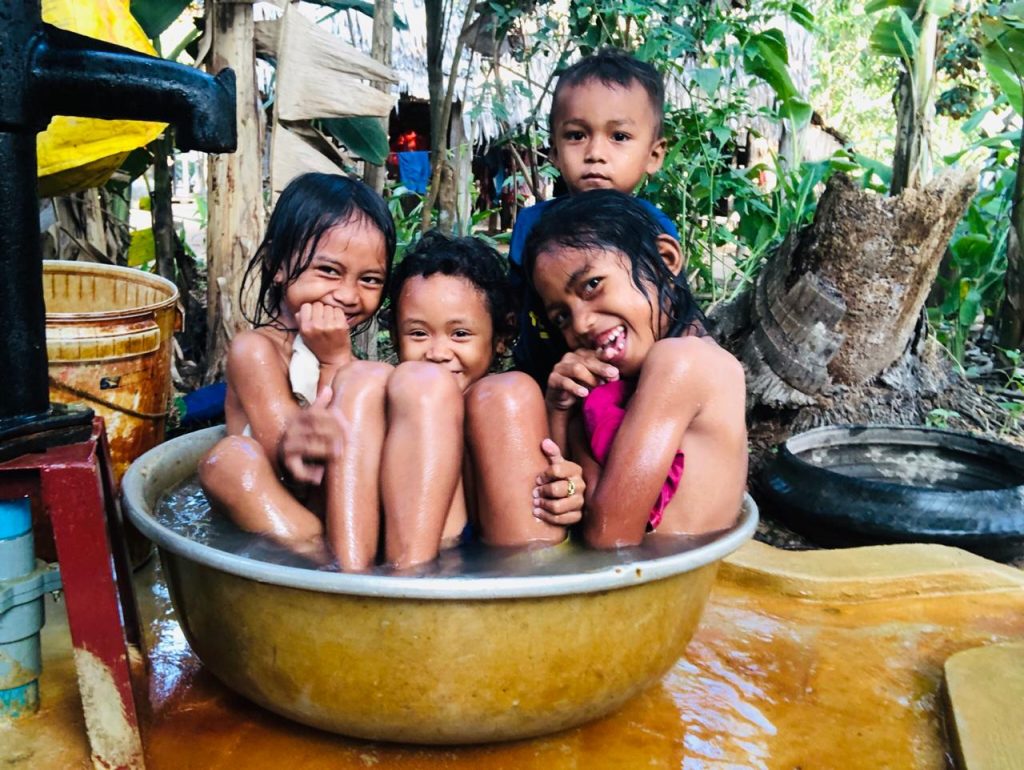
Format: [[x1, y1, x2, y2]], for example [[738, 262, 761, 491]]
[[363, 0, 394, 195], [204, 0, 264, 383]]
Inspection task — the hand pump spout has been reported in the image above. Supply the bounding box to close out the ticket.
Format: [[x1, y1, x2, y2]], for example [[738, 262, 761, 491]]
[[0, 0, 236, 436]]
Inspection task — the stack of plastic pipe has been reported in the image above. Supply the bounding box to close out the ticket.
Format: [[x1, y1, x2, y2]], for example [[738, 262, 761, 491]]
[[0, 497, 61, 718]]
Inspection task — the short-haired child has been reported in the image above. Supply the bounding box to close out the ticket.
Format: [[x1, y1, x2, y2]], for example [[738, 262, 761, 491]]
[[525, 190, 748, 546], [387, 230, 584, 546], [509, 47, 678, 383]]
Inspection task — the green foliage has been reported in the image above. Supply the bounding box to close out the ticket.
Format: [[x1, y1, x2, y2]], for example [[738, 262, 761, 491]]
[[314, 0, 409, 31], [130, 0, 192, 40], [979, 4, 1024, 114], [925, 407, 962, 427], [316, 117, 390, 166], [930, 125, 1018, 360], [385, 187, 425, 261]]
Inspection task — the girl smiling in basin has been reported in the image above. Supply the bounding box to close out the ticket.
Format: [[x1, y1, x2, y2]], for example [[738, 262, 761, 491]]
[[387, 231, 584, 547], [199, 173, 465, 571], [524, 189, 748, 547]]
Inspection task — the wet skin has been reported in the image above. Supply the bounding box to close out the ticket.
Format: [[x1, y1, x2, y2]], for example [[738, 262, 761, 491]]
[[533, 239, 748, 546], [393, 273, 583, 543], [549, 79, 666, 194], [203, 214, 464, 571]]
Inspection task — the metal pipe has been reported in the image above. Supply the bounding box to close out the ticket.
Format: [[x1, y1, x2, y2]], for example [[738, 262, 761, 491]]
[[30, 25, 236, 154], [0, 0, 235, 431]]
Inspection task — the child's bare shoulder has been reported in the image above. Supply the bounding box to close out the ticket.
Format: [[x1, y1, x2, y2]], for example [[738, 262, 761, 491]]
[[227, 328, 288, 375], [647, 335, 742, 380]]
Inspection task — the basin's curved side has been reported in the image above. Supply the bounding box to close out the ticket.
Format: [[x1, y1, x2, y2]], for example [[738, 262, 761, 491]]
[[162, 553, 719, 744]]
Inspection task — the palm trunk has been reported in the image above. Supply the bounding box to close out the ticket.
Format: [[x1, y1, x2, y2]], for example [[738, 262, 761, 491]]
[[713, 169, 982, 465]]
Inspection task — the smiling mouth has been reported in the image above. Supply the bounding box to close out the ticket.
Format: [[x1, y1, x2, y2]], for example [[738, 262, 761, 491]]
[[594, 324, 626, 359]]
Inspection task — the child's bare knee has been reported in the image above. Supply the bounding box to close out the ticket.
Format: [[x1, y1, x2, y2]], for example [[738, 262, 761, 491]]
[[333, 360, 391, 391], [200, 435, 261, 478], [388, 361, 462, 412], [465, 371, 541, 420]]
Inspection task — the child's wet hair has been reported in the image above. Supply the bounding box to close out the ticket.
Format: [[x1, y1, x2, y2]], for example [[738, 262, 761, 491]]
[[523, 189, 706, 343], [242, 172, 396, 329], [550, 47, 665, 138], [386, 230, 517, 343]]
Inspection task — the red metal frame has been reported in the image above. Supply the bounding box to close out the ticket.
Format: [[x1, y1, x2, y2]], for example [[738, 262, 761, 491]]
[[0, 417, 144, 770]]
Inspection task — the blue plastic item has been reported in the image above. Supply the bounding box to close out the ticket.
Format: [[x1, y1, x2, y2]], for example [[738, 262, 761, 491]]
[[0, 498, 62, 719]]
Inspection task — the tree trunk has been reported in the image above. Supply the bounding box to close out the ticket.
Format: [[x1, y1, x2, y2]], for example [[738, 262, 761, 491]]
[[363, 0, 394, 195], [151, 131, 176, 282], [425, 0, 444, 167], [420, 0, 477, 233], [712, 169, 985, 467], [997, 138, 1024, 351], [890, 13, 937, 195], [204, 0, 265, 384]]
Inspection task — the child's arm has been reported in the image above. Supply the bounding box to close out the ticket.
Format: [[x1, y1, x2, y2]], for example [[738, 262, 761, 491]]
[[532, 438, 585, 526], [581, 337, 714, 548], [227, 330, 304, 465], [545, 349, 620, 451]]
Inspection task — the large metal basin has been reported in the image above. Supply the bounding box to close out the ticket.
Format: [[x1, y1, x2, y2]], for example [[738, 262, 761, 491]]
[[122, 426, 757, 744]]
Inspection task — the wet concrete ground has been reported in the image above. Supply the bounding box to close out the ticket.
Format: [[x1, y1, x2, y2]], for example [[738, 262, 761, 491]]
[[5, 545, 1024, 769]]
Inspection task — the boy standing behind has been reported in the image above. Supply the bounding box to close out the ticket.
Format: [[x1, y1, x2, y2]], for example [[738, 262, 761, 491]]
[[509, 47, 679, 383]]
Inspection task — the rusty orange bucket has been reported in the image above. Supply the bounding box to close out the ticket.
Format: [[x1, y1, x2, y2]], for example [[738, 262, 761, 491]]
[[43, 260, 180, 483]]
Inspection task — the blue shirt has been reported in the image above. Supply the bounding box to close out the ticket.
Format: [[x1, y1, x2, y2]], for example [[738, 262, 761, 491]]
[[508, 197, 679, 385]]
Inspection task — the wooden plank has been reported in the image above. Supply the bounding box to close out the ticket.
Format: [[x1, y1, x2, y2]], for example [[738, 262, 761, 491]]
[[945, 642, 1024, 770]]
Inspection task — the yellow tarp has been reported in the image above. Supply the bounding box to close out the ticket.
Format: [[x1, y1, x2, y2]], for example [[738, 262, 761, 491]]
[[37, 0, 168, 197]]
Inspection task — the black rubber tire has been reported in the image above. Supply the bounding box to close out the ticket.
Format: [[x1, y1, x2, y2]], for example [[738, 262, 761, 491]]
[[756, 425, 1024, 559]]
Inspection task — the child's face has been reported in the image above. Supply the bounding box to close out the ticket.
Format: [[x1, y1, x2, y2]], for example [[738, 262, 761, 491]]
[[533, 243, 678, 378], [277, 218, 387, 327], [395, 274, 498, 392], [549, 80, 666, 195]]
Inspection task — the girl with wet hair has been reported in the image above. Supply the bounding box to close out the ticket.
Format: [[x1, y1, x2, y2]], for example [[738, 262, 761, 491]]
[[199, 173, 465, 572], [524, 189, 748, 547]]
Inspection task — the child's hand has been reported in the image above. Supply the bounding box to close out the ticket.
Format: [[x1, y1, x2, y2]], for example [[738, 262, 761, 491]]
[[532, 438, 585, 526], [546, 350, 619, 412], [278, 387, 346, 484], [298, 301, 352, 366]]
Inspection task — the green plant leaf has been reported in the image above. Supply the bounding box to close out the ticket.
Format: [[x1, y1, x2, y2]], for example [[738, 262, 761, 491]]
[[130, 0, 192, 40], [311, 0, 409, 30], [951, 233, 994, 268], [924, 0, 954, 17], [865, 0, 915, 14], [693, 67, 722, 97], [959, 287, 982, 328], [790, 2, 815, 31], [869, 11, 918, 59], [127, 228, 155, 268], [781, 98, 812, 129], [981, 24, 1024, 114], [852, 153, 893, 187], [317, 117, 390, 165], [743, 30, 799, 103]]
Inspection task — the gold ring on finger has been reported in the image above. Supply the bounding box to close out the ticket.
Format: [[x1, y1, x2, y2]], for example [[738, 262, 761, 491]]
[[565, 478, 576, 498]]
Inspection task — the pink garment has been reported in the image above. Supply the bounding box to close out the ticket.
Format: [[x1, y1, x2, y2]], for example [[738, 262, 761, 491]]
[[582, 380, 685, 530]]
